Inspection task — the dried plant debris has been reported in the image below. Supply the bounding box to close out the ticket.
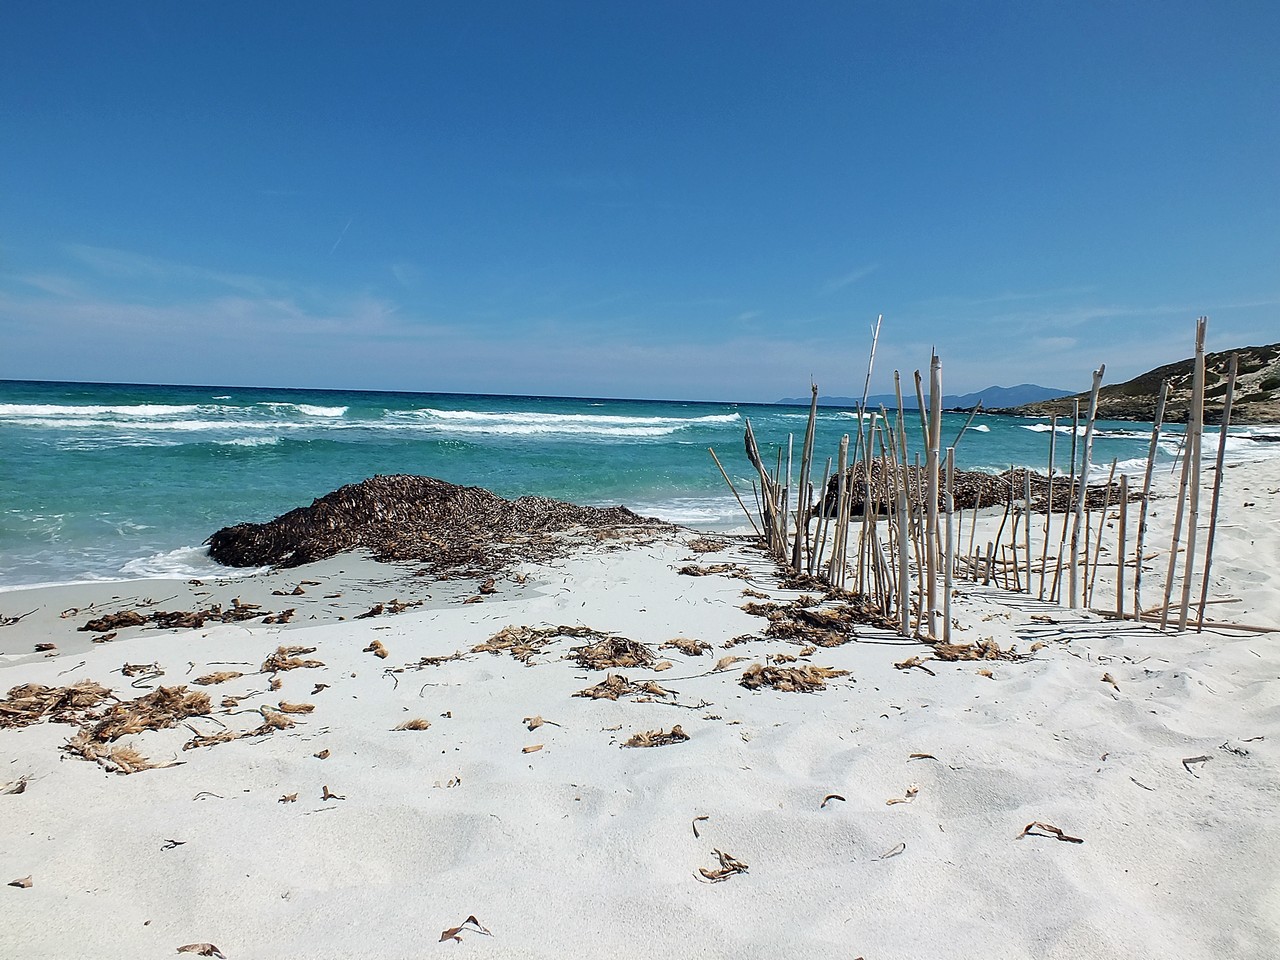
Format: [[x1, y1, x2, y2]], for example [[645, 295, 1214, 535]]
[[276, 701, 314, 714], [1, 776, 29, 795], [279, 793, 298, 803], [623, 725, 689, 748], [34, 642, 56, 653], [79, 611, 146, 632], [686, 537, 729, 553], [91, 686, 212, 742], [678, 563, 746, 578], [875, 842, 906, 861], [931, 638, 1023, 662], [1182, 755, 1212, 776], [193, 671, 243, 686], [393, 719, 431, 731], [820, 794, 846, 809], [176, 943, 225, 957], [893, 656, 936, 676], [715, 656, 748, 672], [742, 595, 890, 645], [262, 609, 295, 624], [574, 674, 635, 701], [83, 599, 274, 633], [206, 473, 668, 578], [261, 646, 325, 673], [473, 624, 606, 664], [363, 639, 389, 659], [886, 785, 920, 805], [313, 749, 331, 759], [568, 635, 655, 670], [522, 744, 543, 754], [692, 815, 709, 837], [660, 637, 711, 656], [0, 680, 111, 729], [1017, 822, 1084, 843], [9, 875, 33, 889], [321, 785, 345, 801], [121, 662, 161, 678], [439, 915, 492, 943], [1101, 672, 1119, 690], [739, 663, 848, 693], [697, 849, 748, 883]]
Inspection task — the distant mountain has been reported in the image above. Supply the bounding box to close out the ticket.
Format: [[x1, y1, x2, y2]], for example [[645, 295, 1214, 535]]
[[776, 383, 1072, 409], [995, 342, 1280, 424]]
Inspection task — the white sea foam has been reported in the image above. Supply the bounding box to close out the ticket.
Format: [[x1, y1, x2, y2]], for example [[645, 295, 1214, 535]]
[[0, 403, 202, 419], [971, 424, 991, 433], [260, 402, 347, 417], [119, 545, 266, 580], [215, 436, 283, 447], [383, 408, 740, 438]]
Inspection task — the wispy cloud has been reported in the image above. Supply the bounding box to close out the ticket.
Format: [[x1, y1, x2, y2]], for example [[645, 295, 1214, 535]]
[[821, 263, 879, 295]]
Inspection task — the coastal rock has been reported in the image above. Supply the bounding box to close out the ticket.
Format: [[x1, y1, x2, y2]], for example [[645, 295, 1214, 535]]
[[206, 474, 663, 574]]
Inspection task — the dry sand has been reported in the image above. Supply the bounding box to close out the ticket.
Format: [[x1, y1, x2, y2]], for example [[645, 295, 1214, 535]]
[[1, 460, 1277, 959]]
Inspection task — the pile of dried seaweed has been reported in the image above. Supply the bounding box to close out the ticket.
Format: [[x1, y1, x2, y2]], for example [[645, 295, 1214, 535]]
[[472, 624, 610, 665], [741, 593, 890, 645], [623, 725, 689, 747], [818, 458, 1133, 517], [0, 680, 111, 729], [80, 599, 271, 634], [568, 636, 655, 670], [739, 663, 848, 692], [206, 475, 667, 575]]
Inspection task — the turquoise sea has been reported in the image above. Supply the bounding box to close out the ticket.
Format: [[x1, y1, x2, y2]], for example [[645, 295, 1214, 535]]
[[2, 379, 1274, 589]]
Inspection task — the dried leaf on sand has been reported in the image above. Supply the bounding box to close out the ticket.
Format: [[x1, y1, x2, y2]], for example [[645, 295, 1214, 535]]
[[696, 849, 748, 883], [886, 785, 920, 805], [623, 725, 689, 748], [276, 701, 314, 714], [363, 639, 389, 659], [522, 744, 543, 754], [0, 680, 111, 730], [677, 563, 745, 577], [176, 943, 225, 957], [1017, 821, 1084, 843], [715, 656, 747, 672], [686, 537, 728, 553], [1, 776, 29, 795], [193, 672, 243, 686], [472, 624, 605, 664], [660, 637, 711, 656], [739, 663, 848, 693], [393, 718, 431, 731], [261, 646, 324, 673], [931, 638, 1022, 661], [9, 875, 33, 888], [568, 635, 655, 670], [893, 656, 936, 676], [439, 915, 492, 943], [574, 674, 635, 701]]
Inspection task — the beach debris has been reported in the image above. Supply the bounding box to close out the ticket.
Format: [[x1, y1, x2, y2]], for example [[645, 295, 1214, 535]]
[[355, 604, 384, 620], [692, 815, 709, 838], [363, 639, 389, 659], [741, 588, 770, 599], [479, 578, 497, 594], [1017, 822, 1084, 843], [193, 671, 243, 686], [820, 794, 846, 809], [886, 785, 920, 806], [311, 683, 330, 694], [652, 660, 673, 671], [574, 674, 635, 701], [909, 753, 938, 761], [1220, 741, 1250, 757], [268, 677, 283, 691], [678, 563, 745, 577], [686, 537, 729, 553], [1101, 672, 1119, 690], [875, 843, 907, 861], [931, 638, 1022, 662], [439, 915, 492, 943], [977, 668, 995, 679], [1130, 777, 1155, 791], [34, 642, 56, 652], [276, 701, 314, 714], [623, 725, 689, 748], [176, 943, 225, 958], [522, 744, 543, 754], [79, 610, 146, 632], [739, 663, 848, 693], [661, 637, 711, 656], [160, 839, 186, 851], [893, 656, 936, 676], [321, 785, 345, 801], [722, 634, 757, 648], [635, 681, 670, 698], [696, 849, 748, 883], [393, 719, 431, 731], [279, 794, 298, 803], [569, 635, 655, 670], [261, 646, 324, 673], [474, 624, 602, 664], [1182, 755, 1212, 776], [313, 749, 330, 759], [90, 686, 211, 741], [8, 876, 32, 889], [91, 633, 117, 643], [1, 609, 37, 627], [523, 715, 562, 731], [262, 609, 295, 624], [0, 680, 111, 729], [206, 474, 665, 576], [1, 776, 29, 795], [715, 656, 747, 672], [272, 585, 307, 596]]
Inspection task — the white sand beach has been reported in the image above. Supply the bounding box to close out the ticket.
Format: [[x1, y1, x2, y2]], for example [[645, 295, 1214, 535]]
[[2, 459, 1277, 960]]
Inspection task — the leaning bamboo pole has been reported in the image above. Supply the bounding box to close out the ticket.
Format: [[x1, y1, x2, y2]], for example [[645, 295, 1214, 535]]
[[1132, 380, 1169, 614], [1177, 317, 1209, 631], [1038, 415, 1058, 599], [1196, 353, 1238, 629], [950, 401, 984, 450], [1158, 418, 1194, 628], [851, 314, 883, 466], [944, 448, 955, 639], [1069, 366, 1105, 608], [708, 447, 762, 537], [1023, 469, 1033, 594], [1051, 403, 1081, 602], [828, 435, 850, 582], [1086, 458, 1118, 607], [925, 354, 943, 637], [810, 456, 832, 576], [792, 385, 819, 574], [1116, 474, 1129, 618]]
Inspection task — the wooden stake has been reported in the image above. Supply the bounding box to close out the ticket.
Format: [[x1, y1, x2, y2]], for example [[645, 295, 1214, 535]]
[[708, 448, 762, 537], [1178, 317, 1209, 631], [1069, 366, 1106, 608], [1196, 353, 1238, 629], [1116, 474, 1129, 618], [1039, 416, 1057, 599], [925, 354, 943, 637], [944, 447, 955, 640], [1133, 379, 1169, 614], [1086, 458, 1118, 607], [792, 385, 819, 574]]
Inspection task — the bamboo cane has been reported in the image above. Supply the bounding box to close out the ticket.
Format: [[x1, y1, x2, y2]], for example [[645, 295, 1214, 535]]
[[950, 401, 984, 450], [1086, 458, 1118, 607], [792, 385, 819, 574], [1038, 415, 1058, 599], [1133, 379, 1169, 614], [1177, 317, 1209, 631], [708, 447, 762, 537], [828, 435, 850, 582], [1196, 353, 1237, 629], [1069, 366, 1106, 608], [810, 456, 832, 576], [944, 448, 955, 639], [1159, 416, 1194, 628], [1116, 474, 1129, 618], [1023, 468, 1033, 593], [925, 354, 943, 636]]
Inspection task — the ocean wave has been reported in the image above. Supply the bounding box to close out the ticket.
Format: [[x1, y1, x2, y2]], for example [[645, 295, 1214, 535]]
[[260, 402, 348, 417], [970, 423, 991, 433], [407, 407, 739, 426], [119, 545, 266, 580], [0, 403, 202, 419], [215, 436, 283, 447]]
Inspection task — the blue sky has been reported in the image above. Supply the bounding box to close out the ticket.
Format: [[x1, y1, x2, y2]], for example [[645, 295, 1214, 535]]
[[2, 2, 1277, 401]]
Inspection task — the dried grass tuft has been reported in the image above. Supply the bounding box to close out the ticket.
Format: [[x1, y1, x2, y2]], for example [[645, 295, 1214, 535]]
[[739, 663, 849, 693], [623, 725, 689, 748], [393, 718, 431, 731], [573, 673, 634, 701], [193, 671, 243, 686], [660, 637, 710, 656], [569, 635, 655, 670]]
